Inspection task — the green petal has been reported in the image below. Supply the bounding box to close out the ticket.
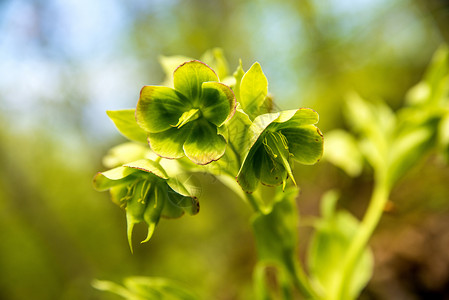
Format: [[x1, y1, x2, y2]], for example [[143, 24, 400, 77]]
[[148, 125, 193, 159], [236, 144, 264, 193], [200, 82, 236, 126], [106, 109, 148, 143], [281, 125, 323, 165], [136, 86, 190, 133], [183, 120, 227, 165], [239, 62, 268, 119], [173, 60, 218, 102]]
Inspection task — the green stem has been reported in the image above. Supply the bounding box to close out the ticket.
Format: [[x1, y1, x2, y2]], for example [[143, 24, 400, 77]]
[[283, 252, 321, 300], [245, 193, 263, 213], [332, 175, 390, 300]]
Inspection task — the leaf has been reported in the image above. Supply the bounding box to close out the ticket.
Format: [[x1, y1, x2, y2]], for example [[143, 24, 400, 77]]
[[106, 109, 148, 143], [136, 86, 190, 133], [200, 48, 229, 80], [182, 119, 227, 165], [307, 191, 373, 300], [388, 125, 434, 185], [93, 276, 199, 300], [323, 130, 364, 177], [173, 60, 218, 102], [240, 62, 268, 119], [200, 81, 236, 126]]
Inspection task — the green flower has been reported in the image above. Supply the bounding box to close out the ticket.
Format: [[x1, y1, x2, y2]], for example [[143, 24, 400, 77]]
[[93, 159, 199, 252], [136, 60, 236, 165], [237, 109, 323, 193]]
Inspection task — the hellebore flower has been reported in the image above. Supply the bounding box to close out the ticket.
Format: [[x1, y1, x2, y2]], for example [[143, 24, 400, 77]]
[[136, 60, 236, 165], [237, 109, 323, 193], [93, 159, 199, 252]]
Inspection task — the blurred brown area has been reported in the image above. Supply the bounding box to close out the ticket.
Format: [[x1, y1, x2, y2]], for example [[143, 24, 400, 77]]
[[1, 0, 449, 299]]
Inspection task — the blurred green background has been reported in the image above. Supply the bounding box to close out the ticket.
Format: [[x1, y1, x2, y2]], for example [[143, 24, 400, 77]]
[[1, 0, 449, 299]]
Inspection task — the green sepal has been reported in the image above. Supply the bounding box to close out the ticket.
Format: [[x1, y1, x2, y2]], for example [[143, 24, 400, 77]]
[[173, 60, 218, 101], [93, 159, 168, 191], [200, 81, 236, 126], [125, 180, 149, 252], [93, 166, 139, 191], [141, 182, 166, 244], [148, 125, 192, 159], [281, 125, 323, 165], [183, 119, 227, 165], [136, 86, 190, 133], [106, 109, 148, 144], [102, 142, 154, 169], [232, 60, 245, 103]]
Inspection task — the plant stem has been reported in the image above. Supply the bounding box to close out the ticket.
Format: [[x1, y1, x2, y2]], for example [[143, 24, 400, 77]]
[[245, 193, 263, 213], [283, 252, 321, 300], [332, 175, 390, 300]]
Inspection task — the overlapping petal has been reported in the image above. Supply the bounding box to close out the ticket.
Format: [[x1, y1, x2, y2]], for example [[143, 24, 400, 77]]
[[135, 60, 235, 165], [136, 86, 190, 133], [237, 108, 323, 193], [183, 120, 227, 165], [93, 158, 199, 251], [173, 60, 218, 101]]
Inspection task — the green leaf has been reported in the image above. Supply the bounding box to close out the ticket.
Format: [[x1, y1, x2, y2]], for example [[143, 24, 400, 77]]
[[388, 126, 434, 185], [240, 62, 268, 119], [148, 125, 192, 159], [200, 81, 236, 126], [182, 120, 227, 165], [200, 48, 229, 79], [106, 109, 148, 143], [323, 130, 364, 177], [173, 60, 218, 102], [307, 191, 373, 300], [93, 276, 200, 300], [136, 86, 190, 133]]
